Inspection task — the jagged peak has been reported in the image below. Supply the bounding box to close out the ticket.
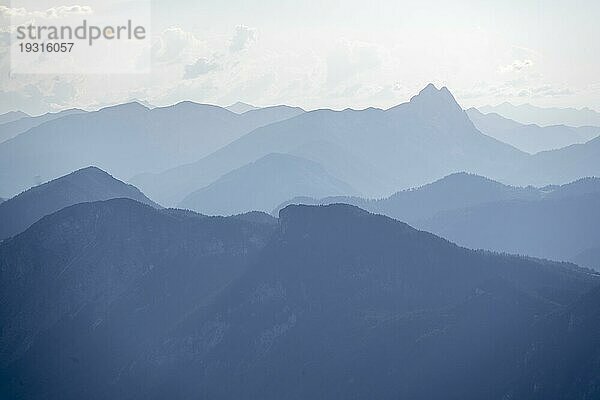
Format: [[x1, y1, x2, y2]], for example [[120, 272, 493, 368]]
[[410, 83, 458, 106]]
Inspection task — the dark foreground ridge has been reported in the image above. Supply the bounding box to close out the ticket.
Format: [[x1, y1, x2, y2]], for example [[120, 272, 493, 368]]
[[0, 199, 598, 399]]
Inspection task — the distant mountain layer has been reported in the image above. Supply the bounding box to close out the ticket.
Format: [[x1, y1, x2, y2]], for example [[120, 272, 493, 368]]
[[421, 191, 600, 269], [0, 166, 159, 240], [275, 173, 600, 223], [0, 102, 304, 198], [275, 173, 600, 270], [507, 135, 600, 187], [1, 199, 597, 399], [479, 102, 600, 127], [466, 108, 599, 153], [0, 108, 85, 144], [134, 84, 527, 206], [0, 111, 29, 125], [226, 101, 259, 113], [179, 153, 356, 215]]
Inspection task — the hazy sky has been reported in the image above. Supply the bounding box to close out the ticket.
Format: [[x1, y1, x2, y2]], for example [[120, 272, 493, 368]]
[[1, 0, 599, 115]]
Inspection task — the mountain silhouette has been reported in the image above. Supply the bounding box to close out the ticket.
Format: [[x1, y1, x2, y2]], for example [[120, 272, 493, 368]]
[[0, 110, 29, 126], [226, 101, 260, 113], [179, 153, 356, 215], [0, 166, 159, 241], [0, 108, 85, 144], [0, 200, 596, 399], [506, 136, 600, 186], [134, 84, 526, 206], [274, 172, 541, 223], [0, 102, 304, 198], [479, 102, 600, 127], [0, 198, 277, 399], [420, 191, 600, 270], [274, 174, 600, 269], [466, 108, 599, 153]]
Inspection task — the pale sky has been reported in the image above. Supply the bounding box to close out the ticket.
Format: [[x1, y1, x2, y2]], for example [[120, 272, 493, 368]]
[[1, 0, 599, 115]]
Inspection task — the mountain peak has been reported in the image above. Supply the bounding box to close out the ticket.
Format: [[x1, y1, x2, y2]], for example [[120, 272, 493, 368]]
[[418, 83, 439, 95], [0, 166, 160, 240], [411, 83, 458, 106], [226, 101, 259, 114]]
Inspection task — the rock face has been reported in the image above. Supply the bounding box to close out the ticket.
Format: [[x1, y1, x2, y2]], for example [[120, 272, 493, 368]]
[[1, 200, 597, 399]]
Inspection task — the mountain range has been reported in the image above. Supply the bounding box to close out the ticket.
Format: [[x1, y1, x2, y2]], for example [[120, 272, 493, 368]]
[[4, 85, 600, 208], [466, 108, 599, 153], [134, 84, 527, 206], [420, 190, 600, 270], [0, 102, 304, 198], [275, 173, 600, 270], [1, 198, 597, 399], [0, 166, 159, 241], [179, 153, 356, 215], [0, 108, 85, 144], [0, 111, 29, 125], [479, 102, 600, 127]]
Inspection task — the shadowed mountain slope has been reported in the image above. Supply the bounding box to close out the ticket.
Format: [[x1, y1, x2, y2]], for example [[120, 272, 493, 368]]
[[274, 172, 542, 223], [0, 201, 597, 399], [275, 174, 600, 270], [0, 166, 159, 240], [504, 285, 600, 400], [179, 153, 356, 215], [420, 192, 600, 269]]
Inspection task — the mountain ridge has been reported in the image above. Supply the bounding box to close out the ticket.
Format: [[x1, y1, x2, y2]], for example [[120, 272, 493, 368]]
[[1, 199, 598, 399], [133, 84, 527, 206], [0, 166, 159, 240], [479, 102, 600, 127], [0, 102, 304, 197], [466, 107, 600, 153]]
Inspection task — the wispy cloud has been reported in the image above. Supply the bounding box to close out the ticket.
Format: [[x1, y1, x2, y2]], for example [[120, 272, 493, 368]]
[[229, 25, 256, 53], [0, 5, 93, 19], [499, 59, 533, 73], [183, 57, 219, 79]]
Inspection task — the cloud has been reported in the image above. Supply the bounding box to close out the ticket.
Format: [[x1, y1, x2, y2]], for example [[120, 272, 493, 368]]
[[499, 59, 533, 73], [183, 57, 219, 79], [0, 5, 92, 19], [0, 77, 79, 115], [529, 85, 574, 97], [153, 27, 206, 64], [229, 25, 256, 52]]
